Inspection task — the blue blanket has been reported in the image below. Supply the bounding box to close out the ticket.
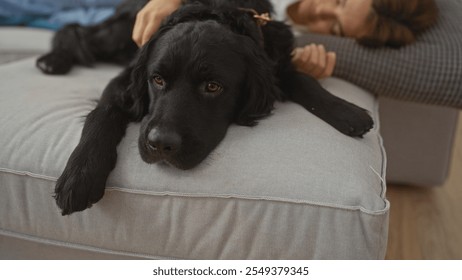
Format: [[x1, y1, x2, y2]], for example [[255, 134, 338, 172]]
[[0, 0, 122, 29]]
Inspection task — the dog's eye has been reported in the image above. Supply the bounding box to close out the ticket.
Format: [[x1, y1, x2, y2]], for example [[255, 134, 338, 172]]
[[152, 74, 165, 88], [205, 82, 223, 94]]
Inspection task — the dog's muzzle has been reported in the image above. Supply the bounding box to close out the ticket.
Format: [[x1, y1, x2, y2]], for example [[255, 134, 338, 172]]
[[146, 128, 182, 157]]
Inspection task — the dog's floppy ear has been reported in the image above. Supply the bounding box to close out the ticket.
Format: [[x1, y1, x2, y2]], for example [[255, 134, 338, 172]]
[[124, 40, 152, 121], [234, 41, 282, 126], [124, 25, 171, 121]]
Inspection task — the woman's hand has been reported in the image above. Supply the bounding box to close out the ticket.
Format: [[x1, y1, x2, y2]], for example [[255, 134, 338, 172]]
[[132, 0, 182, 47], [291, 44, 336, 79]]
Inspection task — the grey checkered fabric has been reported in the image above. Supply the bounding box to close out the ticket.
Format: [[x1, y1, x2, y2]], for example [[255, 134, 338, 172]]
[[295, 0, 462, 108]]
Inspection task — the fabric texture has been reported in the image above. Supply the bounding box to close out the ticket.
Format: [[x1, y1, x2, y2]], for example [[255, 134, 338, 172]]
[[294, 0, 462, 108], [0, 56, 389, 259]]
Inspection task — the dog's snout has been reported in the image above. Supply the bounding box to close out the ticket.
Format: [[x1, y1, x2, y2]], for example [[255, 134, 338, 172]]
[[147, 128, 181, 155]]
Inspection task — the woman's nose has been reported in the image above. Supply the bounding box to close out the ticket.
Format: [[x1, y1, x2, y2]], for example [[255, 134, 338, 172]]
[[314, 5, 338, 19]]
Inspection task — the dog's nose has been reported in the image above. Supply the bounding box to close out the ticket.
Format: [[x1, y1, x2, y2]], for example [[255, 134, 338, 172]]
[[147, 128, 181, 155]]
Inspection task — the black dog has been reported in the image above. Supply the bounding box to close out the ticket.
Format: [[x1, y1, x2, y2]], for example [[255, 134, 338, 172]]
[[36, 0, 373, 215]]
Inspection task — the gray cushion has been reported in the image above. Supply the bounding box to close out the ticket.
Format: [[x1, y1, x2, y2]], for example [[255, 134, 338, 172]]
[[295, 0, 462, 108], [0, 24, 389, 259], [0, 27, 52, 52], [0, 56, 388, 259], [0, 27, 53, 65]]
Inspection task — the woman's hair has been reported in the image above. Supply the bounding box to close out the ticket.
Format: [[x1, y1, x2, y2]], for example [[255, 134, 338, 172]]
[[358, 0, 439, 48]]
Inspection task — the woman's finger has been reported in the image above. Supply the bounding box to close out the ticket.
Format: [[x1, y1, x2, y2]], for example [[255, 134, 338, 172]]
[[311, 45, 327, 78], [317, 45, 327, 70], [132, 11, 148, 46], [141, 17, 161, 46], [292, 46, 313, 74], [291, 48, 303, 63], [319, 52, 336, 79], [304, 44, 318, 72], [292, 45, 335, 79]]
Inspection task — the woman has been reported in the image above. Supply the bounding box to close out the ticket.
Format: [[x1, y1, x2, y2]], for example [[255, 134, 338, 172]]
[[132, 0, 438, 79]]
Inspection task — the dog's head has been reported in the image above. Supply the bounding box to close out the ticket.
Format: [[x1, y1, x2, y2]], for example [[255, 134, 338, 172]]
[[128, 4, 282, 169]]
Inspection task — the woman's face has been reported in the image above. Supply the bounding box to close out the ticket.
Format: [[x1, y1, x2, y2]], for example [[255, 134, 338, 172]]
[[293, 0, 374, 38]]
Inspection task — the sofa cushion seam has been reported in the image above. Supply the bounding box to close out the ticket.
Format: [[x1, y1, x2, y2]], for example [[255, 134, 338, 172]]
[[0, 167, 389, 215]]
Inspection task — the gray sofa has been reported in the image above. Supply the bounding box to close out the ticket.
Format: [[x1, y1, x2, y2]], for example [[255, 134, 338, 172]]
[[379, 98, 458, 187], [0, 27, 456, 259]]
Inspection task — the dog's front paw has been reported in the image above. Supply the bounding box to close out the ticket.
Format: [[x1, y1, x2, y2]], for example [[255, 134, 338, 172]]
[[328, 102, 374, 137], [36, 50, 74, 75], [54, 164, 106, 216]]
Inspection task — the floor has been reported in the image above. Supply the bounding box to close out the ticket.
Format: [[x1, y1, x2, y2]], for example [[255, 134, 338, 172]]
[[385, 115, 462, 259]]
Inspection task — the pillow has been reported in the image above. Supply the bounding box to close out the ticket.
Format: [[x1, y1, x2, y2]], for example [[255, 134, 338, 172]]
[[295, 0, 462, 108]]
